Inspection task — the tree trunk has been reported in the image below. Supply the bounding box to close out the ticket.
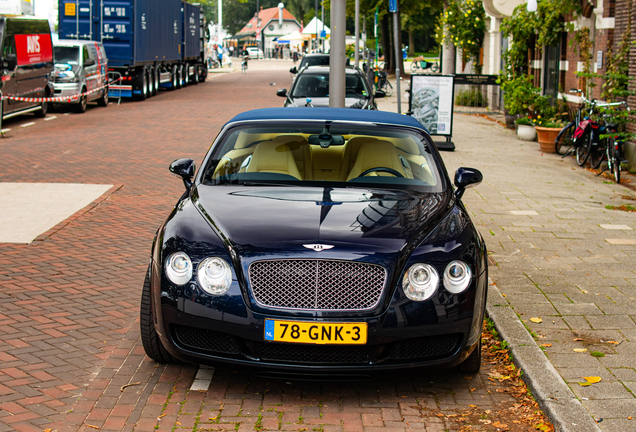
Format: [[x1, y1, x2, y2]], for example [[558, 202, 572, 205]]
[[442, 0, 455, 74], [381, 13, 393, 72], [408, 31, 415, 56]]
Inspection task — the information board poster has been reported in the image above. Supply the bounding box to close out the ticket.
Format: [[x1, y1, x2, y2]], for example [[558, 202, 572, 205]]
[[409, 75, 454, 136]]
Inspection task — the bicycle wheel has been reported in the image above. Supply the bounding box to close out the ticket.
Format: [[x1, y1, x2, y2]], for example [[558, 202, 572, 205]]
[[554, 122, 575, 155], [613, 144, 621, 183], [589, 138, 605, 169], [384, 80, 394, 97], [431, 62, 439, 73], [576, 130, 592, 166], [410, 62, 419, 73]]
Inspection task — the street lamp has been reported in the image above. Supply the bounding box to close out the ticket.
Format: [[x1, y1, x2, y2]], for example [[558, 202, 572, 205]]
[[527, 0, 537, 12]]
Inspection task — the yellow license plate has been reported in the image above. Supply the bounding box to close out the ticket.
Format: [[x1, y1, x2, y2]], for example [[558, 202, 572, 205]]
[[264, 319, 367, 345]]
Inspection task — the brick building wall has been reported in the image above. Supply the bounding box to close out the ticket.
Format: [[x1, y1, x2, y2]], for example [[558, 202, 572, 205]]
[[614, 0, 636, 167]]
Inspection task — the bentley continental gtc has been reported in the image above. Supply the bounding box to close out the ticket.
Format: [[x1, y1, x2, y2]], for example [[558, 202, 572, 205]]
[[141, 108, 487, 374]]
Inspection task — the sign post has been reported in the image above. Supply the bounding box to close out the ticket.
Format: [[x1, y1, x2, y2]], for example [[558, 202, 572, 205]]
[[388, 0, 400, 114]]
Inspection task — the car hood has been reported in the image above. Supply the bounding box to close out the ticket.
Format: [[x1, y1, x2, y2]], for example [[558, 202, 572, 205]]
[[288, 97, 368, 109], [191, 185, 448, 262]]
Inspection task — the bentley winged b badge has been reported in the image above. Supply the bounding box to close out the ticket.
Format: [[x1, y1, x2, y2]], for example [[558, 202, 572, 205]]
[[303, 244, 335, 252]]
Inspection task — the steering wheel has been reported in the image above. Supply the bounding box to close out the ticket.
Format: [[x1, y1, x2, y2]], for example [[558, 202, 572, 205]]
[[356, 167, 404, 178]]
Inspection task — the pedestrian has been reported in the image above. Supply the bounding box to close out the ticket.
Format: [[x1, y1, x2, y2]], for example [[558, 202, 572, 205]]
[[292, 50, 298, 63], [229, 46, 234, 57], [218, 47, 223, 68]]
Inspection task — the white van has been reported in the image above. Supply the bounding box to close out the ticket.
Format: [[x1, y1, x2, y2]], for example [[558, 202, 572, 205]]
[[52, 40, 109, 112]]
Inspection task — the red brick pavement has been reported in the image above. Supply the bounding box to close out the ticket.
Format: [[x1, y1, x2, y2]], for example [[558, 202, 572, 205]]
[[0, 64, 520, 432]]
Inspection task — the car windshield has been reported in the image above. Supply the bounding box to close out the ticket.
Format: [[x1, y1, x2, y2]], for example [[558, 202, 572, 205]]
[[54, 46, 79, 64], [200, 122, 442, 192], [291, 74, 369, 98]]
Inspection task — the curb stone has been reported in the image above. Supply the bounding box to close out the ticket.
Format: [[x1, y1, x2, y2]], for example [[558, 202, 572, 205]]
[[486, 281, 601, 432]]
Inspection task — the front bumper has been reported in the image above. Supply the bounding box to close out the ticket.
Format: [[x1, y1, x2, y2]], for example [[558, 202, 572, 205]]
[[52, 82, 81, 103], [152, 264, 487, 372]]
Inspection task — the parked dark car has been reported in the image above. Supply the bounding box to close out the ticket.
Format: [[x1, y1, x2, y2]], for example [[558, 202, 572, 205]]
[[141, 108, 487, 375], [289, 53, 350, 74], [276, 66, 384, 109]]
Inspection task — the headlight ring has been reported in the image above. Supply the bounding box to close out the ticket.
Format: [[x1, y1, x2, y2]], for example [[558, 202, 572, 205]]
[[165, 252, 193, 285], [402, 263, 439, 301], [197, 257, 232, 295], [443, 260, 472, 294]]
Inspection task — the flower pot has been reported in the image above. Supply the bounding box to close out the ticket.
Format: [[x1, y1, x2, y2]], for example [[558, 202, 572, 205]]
[[516, 124, 537, 141], [535, 126, 561, 153]]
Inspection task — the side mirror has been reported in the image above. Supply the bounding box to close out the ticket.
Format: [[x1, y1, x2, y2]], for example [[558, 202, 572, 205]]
[[289, 67, 297, 74], [3, 53, 17, 70], [374, 89, 386, 99], [84, 58, 96, 67], [454, 167, 482, 200], [276, 88, 288, 97], [170, 158, 196, 190]]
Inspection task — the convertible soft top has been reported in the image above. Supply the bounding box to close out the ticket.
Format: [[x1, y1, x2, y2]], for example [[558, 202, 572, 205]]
[[225, 108, 427, 130]]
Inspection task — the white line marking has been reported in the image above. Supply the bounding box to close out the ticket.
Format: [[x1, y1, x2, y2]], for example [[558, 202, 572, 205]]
[[600, 224, 632, 230], [510, 210, 539, 216], [44, 116, 58, 121], [20, 122, 36, 128], [189, 366, 214, 391]]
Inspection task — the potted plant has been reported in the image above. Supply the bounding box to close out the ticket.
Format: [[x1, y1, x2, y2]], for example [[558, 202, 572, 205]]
[[515, 116, 537, 141], [535, 119, 565, 153]]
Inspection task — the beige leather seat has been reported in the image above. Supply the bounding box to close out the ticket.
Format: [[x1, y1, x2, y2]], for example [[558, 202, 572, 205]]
[[340, 137, 382, 181], [271, 135, 313, 180], [246, 142, 302, 180], [345, 140, 406, 181]]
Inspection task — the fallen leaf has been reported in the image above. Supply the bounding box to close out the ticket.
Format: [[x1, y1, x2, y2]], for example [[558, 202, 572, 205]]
[[470, 388, 476, 392], [584, 376, 602, 384], [44, 429, 52, 432], [540, 343, 552, 347], [158, 414, 166, 419], [573, 348, 588, 353], [605, 340, 621, 345], [493, 422, 508, 428], [628, 416, 633, 420], [530, 317, 543, 323], [120, 381, 141, 392], [578, 382, 592, 386], [479, 419, 492, 424], [87, 426, 100, 430], [469, 404, 478, 408], [574, 338, 583, 341]]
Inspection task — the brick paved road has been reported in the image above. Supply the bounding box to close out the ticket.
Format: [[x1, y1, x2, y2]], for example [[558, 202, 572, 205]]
[[442, 115, 636, 431], [1, 63, 523, 432]]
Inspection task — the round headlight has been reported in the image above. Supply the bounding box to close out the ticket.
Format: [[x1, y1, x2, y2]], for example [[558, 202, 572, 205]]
[[443, 261, 472, 294], [197, 257, 232, 295], [402, 263, 439, 301], [165, 252, 193, 285]]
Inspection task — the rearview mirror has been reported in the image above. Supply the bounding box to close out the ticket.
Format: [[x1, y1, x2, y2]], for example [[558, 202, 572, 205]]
[[170, 158, 196, 191], [289, 67, 297, 74], [3, 53, 17, 70], [454, 167, 482, 200], [84, 58, 95, 67], [276, 88, 288, 97], [374, 90, 386, 99]]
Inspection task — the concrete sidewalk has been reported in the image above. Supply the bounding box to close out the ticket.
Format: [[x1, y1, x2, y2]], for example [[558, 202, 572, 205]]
[[441, 114, 636, 430]]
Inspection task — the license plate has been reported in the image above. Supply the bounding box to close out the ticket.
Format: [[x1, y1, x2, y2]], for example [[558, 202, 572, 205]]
[[264, 319, 367, 345]]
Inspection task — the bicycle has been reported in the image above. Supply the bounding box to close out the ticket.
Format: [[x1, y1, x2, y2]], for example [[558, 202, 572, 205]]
[[376, 69, 393, 97], [554, 94, 600, 166], [595, 103, 630, 183], [410, 57, 439, 74], [241, 56, 248, 74]]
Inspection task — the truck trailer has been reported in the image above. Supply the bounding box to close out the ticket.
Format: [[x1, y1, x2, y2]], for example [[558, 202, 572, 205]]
[[58, 0, 207, 100]]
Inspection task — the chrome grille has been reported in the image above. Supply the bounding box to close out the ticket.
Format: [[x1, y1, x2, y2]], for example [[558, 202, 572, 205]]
[[249, 260, 386, 310]]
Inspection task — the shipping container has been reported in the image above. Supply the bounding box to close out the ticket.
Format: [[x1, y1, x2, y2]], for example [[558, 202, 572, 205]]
[[58, 0, 206, 100]]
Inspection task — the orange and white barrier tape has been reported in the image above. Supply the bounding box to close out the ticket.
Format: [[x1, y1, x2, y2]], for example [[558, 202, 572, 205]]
[[1, 77, 122, 103]]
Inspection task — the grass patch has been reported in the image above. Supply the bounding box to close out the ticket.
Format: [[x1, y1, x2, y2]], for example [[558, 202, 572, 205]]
[[605, 204, 636, 212], [590, 351, 605, 358]]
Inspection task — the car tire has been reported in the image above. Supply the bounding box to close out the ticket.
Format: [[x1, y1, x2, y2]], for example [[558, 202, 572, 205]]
[[140, 266, 177, 363], [457, 338, 481, 373], [97, 86, 109, 107], [75, 87, 88, 113], [175, 65, 182, 89], [35, 99, 48, 118], [182, 64, 189, 87]]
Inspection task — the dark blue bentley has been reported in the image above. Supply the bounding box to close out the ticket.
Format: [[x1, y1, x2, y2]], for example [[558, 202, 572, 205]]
[[141, 108, 487, 373]]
